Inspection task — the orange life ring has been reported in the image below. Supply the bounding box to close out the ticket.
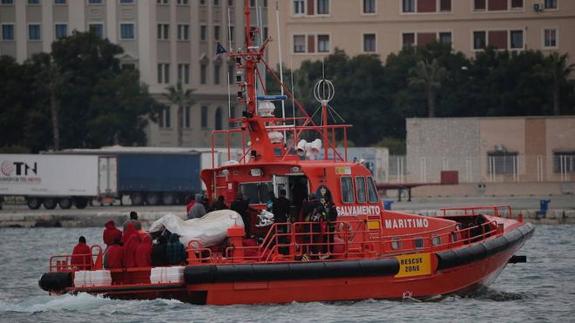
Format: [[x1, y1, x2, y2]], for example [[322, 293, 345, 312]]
[[336, 222, 356, 241]]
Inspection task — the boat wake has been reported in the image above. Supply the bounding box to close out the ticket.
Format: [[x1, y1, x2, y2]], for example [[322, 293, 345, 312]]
[[0, 293, 183, 313], [460, 286, 531, 302]]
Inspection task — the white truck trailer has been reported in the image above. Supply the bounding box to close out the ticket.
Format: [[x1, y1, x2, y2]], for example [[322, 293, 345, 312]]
[[0, 154, 117, 209]]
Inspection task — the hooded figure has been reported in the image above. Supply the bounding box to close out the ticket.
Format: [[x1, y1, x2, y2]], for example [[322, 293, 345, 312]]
[[71, 236, 92, 270], [123, 230, 141, 268], [166, 233, 187, 265], [122, 222, 137, 245], [104, 237, 124, 269], [187, 194, 206, 219], [134, 233, 153, 267], [103, 220, 123, 248]]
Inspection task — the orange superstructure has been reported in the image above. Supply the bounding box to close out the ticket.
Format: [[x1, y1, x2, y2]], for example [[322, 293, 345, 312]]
[[38, 0, 533, 304]]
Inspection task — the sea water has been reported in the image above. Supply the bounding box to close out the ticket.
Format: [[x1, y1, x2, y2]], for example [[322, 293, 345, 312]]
[[0, 225, 574, 323]]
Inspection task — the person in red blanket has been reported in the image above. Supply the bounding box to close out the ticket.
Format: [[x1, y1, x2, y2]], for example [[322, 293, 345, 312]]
[[122, 222, 138, 245], [134, 233, 153, 267], [104, 237, 124, 269], [103, 220, 122, 248], [71, 236, 92, 270], [123, 229, 141, 268]]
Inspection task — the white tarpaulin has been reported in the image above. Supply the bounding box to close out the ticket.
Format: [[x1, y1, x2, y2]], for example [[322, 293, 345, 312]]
[[148, 210, 244, 247]]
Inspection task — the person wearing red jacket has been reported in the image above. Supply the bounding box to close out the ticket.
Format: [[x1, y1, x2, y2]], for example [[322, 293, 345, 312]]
[[103, 220, 123, 248], [122, 222, 137, 245], [71, 236, 92, 270], [123, 231, 141, 268], [134, 233, 153, 267], [104, 237, 124, 269]]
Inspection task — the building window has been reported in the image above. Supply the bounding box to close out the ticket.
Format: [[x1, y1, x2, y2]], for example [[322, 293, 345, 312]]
[[88, 0, 103, 4], [249, 0, 255, 7], [120, 0, 135, 4], [317, 0, 329, 15], [487, 151, 518, 175], [473, 0, 486, 10], [317, 34, 330, 53], [554, 152, 575, 173], [157, 24, 169, 40], [228, 0, 234, 7], [402, 0, 415, 13], [214, 64, 221, 85], [439, 32, 452, 45], [511, 0, 523, 9], [293, 0, 305, 15], [213, 0, 220, 6], [293, 34, 306, 53], [473, 31, 486, 50], [55, 24, 68, 39], [214, 25, 220, 41], [439, 0, 451, 11], [54, 0, 66, 4], [544, 28, 557, 48], [215, 107, 223, 130], [201, 106, 208, 128], [510, 30, 523, 49], [229, 26, 235, 43], [158, 63, 170, 84], [177, 24, 189, 40], [363, 0, 375, 14], [178, 63, 190, 84], [122, 63, 135, 70], [1, 24, 14, 41], [120, 23, 135, 40], [228, 64, 234, 84], [199, 0, 205, 5], [363, 33, 376, 52], [177, 0, 188, 4], [200, 64, 207, 84], [89, 23, 104, 38], [402, 32, 415, 48], [200, 25, 207, 41], [544, 0, 556, 9], [184, 106, 191, 128], [28, 24, 41, 41], [28, 0, 40, 4], [157, 0, 169, 4], [159, 106, 171, 128]]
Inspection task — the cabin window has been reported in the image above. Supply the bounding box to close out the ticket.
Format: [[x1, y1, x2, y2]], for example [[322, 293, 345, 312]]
[[355, 177, 366, 203], [415, 238, 424, 249], [367, 177, 379, 203], [432, 236, 441, 246], [340, 176, 354, 203], [239, 182, 273, 204], [391, 238, 401, 250]]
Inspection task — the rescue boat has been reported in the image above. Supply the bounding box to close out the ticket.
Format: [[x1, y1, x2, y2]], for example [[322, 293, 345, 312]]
[[39, 0, 534, 305]]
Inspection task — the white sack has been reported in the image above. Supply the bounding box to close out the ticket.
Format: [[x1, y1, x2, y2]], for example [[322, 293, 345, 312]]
[[148, 210, 244, 247]]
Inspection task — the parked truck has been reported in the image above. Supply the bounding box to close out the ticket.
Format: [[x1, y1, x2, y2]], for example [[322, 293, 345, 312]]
[[0, 154, 116, 209]]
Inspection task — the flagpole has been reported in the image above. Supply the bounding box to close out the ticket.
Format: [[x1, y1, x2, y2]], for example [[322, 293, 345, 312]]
[[276, 0, 286, 123]]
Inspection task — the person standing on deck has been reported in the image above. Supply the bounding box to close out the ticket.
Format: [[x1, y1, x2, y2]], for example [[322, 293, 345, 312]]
[[272, 189, 291, 254], [103, 220, 122, 249], [231, 193, 250, 237], [71, 236, 92, 270], [188, 194, 206, 219]]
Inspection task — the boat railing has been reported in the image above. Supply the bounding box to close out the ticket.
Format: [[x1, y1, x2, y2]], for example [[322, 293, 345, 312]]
[[200, 217, 501, 264], [49, 245, 103, 272], [439, 205, 513, 218]]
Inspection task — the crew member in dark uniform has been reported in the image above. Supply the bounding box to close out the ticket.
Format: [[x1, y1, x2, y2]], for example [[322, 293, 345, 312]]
[[272, 189, 291, 254], [231, 192, 251, 237]]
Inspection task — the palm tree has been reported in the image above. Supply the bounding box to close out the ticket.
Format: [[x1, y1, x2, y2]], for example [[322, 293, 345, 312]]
[[408, 59, 447, 118], [539, 53, 574, 115], [35, 55, 69, 151], [163, 82, 196, 147]]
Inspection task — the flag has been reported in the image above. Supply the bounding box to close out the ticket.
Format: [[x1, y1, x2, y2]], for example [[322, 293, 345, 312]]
[[216, 42, 227, 55]]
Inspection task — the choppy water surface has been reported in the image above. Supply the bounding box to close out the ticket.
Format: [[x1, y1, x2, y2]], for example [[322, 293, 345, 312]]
[[0, 225, 573, 323]]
